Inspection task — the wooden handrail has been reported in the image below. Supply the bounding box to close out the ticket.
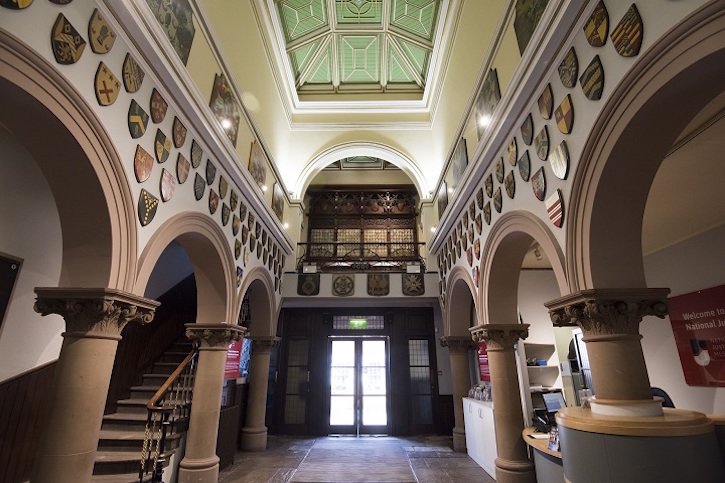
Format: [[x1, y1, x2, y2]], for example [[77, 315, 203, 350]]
[[146, 347, 197, 410]]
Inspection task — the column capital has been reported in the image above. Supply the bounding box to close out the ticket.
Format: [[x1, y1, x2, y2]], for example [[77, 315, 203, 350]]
[[34, 287, 159, 339], [439, 336, 476, 354], [545, 288, 670, 336], [250, 336, 281, 352], [185, 324, 247, 349], [469, 324, 529, 351]]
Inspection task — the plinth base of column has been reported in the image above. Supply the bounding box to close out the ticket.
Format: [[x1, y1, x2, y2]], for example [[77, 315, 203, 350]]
[[240, 426, 268, 451], [590, 397, 663, 417], [494, 457, 536, 483], [178, 455, 220, 483], [557, 407, 723, 483], [452, 427, 466, 452]]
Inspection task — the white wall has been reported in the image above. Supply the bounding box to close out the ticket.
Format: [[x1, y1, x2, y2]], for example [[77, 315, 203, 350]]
[[0, 128, 64, 382], [643, 223, 725, 414]]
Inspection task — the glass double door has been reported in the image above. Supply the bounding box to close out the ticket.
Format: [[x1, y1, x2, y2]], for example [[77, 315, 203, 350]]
[[328, 337, 389, 435]]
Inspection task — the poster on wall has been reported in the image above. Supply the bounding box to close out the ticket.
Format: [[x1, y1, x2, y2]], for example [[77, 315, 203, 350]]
[[477, 341, 490, 382], [669, 284, 725, 387], [224, 339, 242, 379]]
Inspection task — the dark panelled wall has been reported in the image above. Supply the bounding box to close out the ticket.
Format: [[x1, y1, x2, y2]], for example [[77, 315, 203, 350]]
[[0, 362, 56, 483]]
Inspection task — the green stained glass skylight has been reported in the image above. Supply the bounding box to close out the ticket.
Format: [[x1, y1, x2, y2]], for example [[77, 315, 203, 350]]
[[275, 0, 442, 94], [336, 0, 383, 24]]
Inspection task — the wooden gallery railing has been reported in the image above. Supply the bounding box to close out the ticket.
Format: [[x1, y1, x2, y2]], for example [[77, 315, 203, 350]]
[[139, 345, 199, 483]]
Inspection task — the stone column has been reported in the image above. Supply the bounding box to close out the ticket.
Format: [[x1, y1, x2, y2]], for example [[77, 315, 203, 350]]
[[30, 288, 158, 483], [241, 336, 280, 451], [179, 324, 246, 482], [470, 324, 535, 483], [440, 336, 475, 452], [546, 288, 670, 416]]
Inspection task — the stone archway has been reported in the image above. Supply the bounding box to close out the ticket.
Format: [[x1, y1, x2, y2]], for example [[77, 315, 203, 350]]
[[441, 266, 478, 451], [568, 2, 725, 292], [136, 212, 236, 325], [0, 30, 136, 291], [238, 267, 278, 451]]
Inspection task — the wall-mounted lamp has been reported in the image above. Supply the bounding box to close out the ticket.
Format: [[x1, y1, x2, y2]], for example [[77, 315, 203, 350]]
[[430, 226, 437, 233], [534, 246, 542, 261], [283, 222, 289, 229], [262, 185, 268, 192]]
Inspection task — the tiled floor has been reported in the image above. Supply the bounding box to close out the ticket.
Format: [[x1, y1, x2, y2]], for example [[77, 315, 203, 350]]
[[219, 435, 495, 483]]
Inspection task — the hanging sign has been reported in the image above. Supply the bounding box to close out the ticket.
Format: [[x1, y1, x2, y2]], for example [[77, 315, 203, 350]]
[[224, 339, 243, 379], [669, 284, 725, 387], [477, 341, 491, 382]]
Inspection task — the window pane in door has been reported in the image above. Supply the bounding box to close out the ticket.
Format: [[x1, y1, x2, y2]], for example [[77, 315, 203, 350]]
[[331, 367, 355, 395], [362, 340, 386, 367], [330, 396, 355, 425], [362, 395, 387, 426], [362, 366, 386, 395], [331, 340, 355, 367]]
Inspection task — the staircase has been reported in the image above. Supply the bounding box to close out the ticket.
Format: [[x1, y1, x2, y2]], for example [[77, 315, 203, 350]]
[[91, 341, 194, 482]]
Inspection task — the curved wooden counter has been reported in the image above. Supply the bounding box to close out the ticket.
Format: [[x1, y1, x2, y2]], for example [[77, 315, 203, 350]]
[[522, 427, 562, 459], [555, 407, 714, 437]]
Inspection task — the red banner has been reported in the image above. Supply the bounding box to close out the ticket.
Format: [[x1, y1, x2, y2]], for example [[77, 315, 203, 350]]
[[669, 284, 725, 387], [477, 341, 490, 382], [224, 339, 242, 379]]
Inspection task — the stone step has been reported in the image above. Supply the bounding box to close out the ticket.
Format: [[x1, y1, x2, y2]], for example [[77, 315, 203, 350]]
[[152, 362, 180, 375], [93, 450, 174, 476], [158, 351, 189, 364], [97, 429, 182, 452], [90, 472, 152, 482], [115, 398, 150, 415], [129, 385, 159, 400], [102, 412, 148, 432]]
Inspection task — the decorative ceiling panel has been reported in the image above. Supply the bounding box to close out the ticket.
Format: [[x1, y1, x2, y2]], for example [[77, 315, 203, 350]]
[[274, 0, 442, 95], [339, 35, 380, 83], [335, 0, 383, 25], [390, 0, 438, 42], [278, 0, 329, 42]]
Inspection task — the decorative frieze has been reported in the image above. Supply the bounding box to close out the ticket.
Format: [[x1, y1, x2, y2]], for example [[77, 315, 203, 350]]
[[251, 336, 281, 352], [469, 323, 529, 351], [439, 336, 476, 354], [34, 288, 158, 338], [546, 288, 670, 336], [185, 323, 246, 348]]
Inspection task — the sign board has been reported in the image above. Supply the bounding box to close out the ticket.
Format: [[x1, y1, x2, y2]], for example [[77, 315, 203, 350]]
[[224, 339, 242, 379], [477, 341, 490, 382], [669, 284, 725, 387]]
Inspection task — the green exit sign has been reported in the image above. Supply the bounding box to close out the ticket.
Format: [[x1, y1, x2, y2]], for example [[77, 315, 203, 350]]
[[349, 318, 367, 329]]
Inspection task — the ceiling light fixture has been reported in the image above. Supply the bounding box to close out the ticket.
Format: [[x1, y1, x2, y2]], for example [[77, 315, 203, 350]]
[[220, 119, 232, 129]]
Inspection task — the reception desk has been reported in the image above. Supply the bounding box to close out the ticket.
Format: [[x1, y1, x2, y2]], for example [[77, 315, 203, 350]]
[[462, 398, 497, 478], [522, 427, 565, 483]]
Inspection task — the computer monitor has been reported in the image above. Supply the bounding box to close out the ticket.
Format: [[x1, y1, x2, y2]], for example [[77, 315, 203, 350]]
[[543, 391, 566, 413]]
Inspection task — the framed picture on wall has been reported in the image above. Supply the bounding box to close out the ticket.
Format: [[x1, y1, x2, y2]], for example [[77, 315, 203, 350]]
[[272, 182, 284, 222], [209, 73, 241, 146], [437, 181, 448, 218], [451, 137, 468, 187], [248, 141, 267, 190]]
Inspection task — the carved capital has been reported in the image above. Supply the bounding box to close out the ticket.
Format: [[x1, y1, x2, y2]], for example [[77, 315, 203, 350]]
[[251, 336, 281, 352], [439, 336, 475, 354], [469, 324, 529, 351], [34, 288, 159, 339], [185, 324, 247, 349], [545, 288, 670, 337]]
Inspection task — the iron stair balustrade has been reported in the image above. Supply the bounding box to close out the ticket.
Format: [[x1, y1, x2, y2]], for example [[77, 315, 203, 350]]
[[138, 344, 199, 483]]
